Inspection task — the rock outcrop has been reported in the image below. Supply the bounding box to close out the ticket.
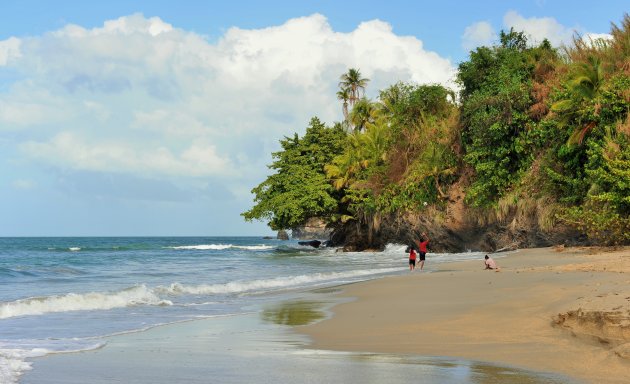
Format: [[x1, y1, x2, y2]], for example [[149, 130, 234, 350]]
[[326, 180, 588, 252], [277, 230, 289, 240], [291, 217, 331, 240]]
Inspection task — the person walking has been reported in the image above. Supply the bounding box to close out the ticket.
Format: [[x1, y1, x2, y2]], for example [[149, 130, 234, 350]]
[[417, 232, 429, 270], [407, 246, 417, 271]]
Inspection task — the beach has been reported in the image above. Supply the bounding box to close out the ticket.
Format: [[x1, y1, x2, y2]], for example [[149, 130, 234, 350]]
[[16, 245, 629, 383], [299, 246, 630, 383]]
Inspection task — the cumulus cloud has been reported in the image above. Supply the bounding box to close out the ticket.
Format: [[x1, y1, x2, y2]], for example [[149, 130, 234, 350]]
[[462, 21, 496, 51], [1, 13, 456, 183], [0, 37, 21, 65], [582, 33, 614, 44], [462, 11, 613, 51], [503, 10, 575, 46], [20, 132, 231, 177]]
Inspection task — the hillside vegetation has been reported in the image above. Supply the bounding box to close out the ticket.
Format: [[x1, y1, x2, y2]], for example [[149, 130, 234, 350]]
[[243, 15, 630, 251]]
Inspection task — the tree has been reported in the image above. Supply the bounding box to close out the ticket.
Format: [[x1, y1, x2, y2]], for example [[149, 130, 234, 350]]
[[339, 68, 369, 107], [551, 55, 605, 145], [336, 87, 350, 125], [349, 98, 379, 132], [457, 30, 537, 206], [242, 117, 347, 230]]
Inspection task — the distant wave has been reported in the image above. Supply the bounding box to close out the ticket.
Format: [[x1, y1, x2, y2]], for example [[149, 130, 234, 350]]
[[156, 268, 401, 296], [0, 267, 38, 278], [167, 244, 274, 251], [0, 285, 172, 320]]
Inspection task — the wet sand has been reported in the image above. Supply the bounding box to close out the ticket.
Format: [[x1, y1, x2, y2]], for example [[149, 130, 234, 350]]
[[298, 247, 630, 384], [20, 270, 580, 384]]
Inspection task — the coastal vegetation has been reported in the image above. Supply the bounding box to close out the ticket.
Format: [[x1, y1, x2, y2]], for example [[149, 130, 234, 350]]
[[243, 15, 630, 250]]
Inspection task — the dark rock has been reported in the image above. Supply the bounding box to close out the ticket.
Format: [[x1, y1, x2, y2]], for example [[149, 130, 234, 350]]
[[277, 230, 289, 240], [298, 240, 322, 248], [326, 210, 589, 253]]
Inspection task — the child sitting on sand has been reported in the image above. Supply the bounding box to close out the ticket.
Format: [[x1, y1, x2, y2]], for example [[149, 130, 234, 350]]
[[484, 255, 500, 271]]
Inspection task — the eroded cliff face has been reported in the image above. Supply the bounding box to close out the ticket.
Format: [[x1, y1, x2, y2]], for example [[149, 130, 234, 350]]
[[291, 217, 332, 240], [327, 211, 585, 252], [326, 182, 587, 252]]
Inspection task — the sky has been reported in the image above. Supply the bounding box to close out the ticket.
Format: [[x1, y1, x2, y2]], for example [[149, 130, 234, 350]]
[[0, 1, 627, 236]]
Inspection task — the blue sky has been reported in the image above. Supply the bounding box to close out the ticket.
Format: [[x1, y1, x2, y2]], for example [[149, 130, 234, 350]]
[[0, 1, 627, 236]]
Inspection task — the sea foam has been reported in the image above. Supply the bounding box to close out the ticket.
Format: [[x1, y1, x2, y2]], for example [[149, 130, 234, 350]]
[[168, 244, 274, 251], [0, 285, 172, 319], [0, 341, 104, 384], [157, 268, 401, 295]]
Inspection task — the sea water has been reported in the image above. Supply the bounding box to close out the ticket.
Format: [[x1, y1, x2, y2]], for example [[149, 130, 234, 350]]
[[0, 237, 570, 383]]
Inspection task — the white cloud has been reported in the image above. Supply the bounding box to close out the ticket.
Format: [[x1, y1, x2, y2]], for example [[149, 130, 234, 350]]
[[0, 37, 21, 65], [20, 132, 231, 177], [503, 10, 575, 46], [582, 33, 614, 45], [462, 21, 496, 51], [11, 179, 36, 190], [2, 13, 456, 181], [462, 11, 613, 51]]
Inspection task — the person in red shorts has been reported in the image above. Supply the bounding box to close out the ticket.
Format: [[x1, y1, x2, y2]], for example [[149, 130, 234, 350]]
[[417, 232, 429, 270]]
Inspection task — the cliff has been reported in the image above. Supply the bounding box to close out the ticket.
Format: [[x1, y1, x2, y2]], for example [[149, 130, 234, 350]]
[[291, 217, 332, 240], [327, 182, 587, 252]]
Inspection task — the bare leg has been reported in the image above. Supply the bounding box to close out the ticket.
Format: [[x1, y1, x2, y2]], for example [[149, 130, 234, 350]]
[[420, 260, 424, 270]]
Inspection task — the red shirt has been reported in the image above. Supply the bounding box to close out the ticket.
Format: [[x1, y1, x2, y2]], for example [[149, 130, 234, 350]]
[[418, 240, 429, 253], [409, 249, 417, 260]]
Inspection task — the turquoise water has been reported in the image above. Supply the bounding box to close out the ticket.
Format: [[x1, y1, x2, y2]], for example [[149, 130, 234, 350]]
[[0, 237, 575, 383]]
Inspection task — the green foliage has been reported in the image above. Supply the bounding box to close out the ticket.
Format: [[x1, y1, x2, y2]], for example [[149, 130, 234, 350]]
[[245, 17, 630, 245], [329, 82, 458, 218], [241, 117, 346, 230], [547, 16, 630, 243], [560, 204, 630, 245], [458, 31, 541, 206]]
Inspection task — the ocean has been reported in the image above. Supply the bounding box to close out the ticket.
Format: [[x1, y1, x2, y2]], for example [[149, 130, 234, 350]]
[[0, 237, 573, 383]]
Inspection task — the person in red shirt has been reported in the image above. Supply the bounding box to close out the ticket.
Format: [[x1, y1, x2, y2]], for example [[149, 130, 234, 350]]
[[417, 232, 429, 270], [408, 247, 417, 271]]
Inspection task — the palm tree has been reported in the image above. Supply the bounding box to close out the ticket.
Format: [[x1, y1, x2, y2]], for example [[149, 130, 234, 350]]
[[551, 55, 604, 145], [339, 68, 369, 107], [325, 132, 365, 190], [336, 87, 350, 125], [349, 98, 379, 132]]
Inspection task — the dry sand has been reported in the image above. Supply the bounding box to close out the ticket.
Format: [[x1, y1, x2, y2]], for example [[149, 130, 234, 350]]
[[298, 247, 630, 384]]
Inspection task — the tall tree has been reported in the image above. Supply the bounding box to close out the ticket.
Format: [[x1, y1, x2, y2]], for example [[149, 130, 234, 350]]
[[349, 98, 379, 132], [339, 68, 369, 107], [242, 117, 347, 230], [336, 87, 350, 126]]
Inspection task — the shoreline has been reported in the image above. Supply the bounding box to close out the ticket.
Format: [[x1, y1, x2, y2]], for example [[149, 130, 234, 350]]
[[297, 246, 630, 383]]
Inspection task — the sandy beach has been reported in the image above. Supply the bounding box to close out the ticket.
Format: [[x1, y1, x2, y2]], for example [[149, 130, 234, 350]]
[[18, 246, 629, 383], [299, 247, 630, 383]]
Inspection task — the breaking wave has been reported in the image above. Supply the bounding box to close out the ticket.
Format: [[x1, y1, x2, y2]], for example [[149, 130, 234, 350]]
[[167, 244, 274, 251], [156, 267, 401, 295], [0, 285, 172, 320]]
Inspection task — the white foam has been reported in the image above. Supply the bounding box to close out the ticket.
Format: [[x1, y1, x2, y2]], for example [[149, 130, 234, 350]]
[[233, 245, 274, 250], [68, 247, 81, 252], [0, 341, 104, 384], [156, 268, 401, 296], [167, 244, 274, 251], [0, 348, 44, 384], [0, 285, 172, 319], [168, 244, 232, 250]]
